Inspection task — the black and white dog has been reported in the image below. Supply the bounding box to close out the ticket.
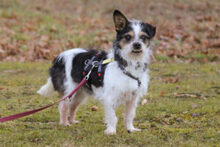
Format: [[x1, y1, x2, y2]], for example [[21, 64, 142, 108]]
[[37, 10, 156, 135]]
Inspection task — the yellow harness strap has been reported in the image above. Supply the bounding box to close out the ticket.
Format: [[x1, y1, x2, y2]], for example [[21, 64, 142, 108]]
[[102, 58, 115, 65]]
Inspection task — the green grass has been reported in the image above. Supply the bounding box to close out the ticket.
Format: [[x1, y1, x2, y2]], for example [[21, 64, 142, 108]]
[[0, 62, 219, 146]]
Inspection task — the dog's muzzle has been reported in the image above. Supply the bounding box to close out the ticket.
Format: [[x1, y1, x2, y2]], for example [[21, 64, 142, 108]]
[[132, 42, 142, 53]]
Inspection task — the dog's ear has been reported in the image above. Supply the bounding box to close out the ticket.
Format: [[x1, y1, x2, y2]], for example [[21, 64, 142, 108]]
[[146, 24, 156, 39], [113, 10, 128, 32]]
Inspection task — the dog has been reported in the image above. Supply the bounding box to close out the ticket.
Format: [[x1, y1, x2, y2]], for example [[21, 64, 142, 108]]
[[37, 10, 156, 135]]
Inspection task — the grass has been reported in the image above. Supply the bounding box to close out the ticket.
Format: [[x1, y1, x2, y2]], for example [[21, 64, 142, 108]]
[[0, 62, 219, 146]]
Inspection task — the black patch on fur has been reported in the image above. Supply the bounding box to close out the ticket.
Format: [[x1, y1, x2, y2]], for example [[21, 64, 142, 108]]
[[141, 22, 156, 39], [135, 62, 141, 70], [71, 50, 108, 91], [115, 23, 133, 46], [49, 57, 66, 93], [143, 63, 148, 71], [112, 22, 133, 71], [112, 23, 132, 69], [114, 49, 128, 68]]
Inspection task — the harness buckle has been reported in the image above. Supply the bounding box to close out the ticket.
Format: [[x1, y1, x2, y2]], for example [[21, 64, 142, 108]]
[[92, 61, 99, 67], [84, 59, 90, 65]]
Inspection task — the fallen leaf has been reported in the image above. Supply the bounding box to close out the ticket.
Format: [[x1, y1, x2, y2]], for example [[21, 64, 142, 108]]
[[50, 25, 57, 33], [91, 106, 98, 111], [0, 87, 5, 90], [183, 111, 188, 114], [166, 75, 180, 83], [141, 99, 148, 105], [191, 104, 198, 108], [192, 113, 199, 117], [208, 42, 220, 48], [176, 117, 183, 122], [176, 85, 180, 89], [160, 91, 166, 96]]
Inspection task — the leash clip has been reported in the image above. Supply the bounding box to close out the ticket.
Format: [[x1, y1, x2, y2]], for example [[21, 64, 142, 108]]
[[92, 61, 99, 67], [85, 64, 95, 80]]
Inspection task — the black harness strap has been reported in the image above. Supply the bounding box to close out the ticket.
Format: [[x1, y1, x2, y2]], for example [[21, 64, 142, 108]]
[[97, 58, 104, 77], [123, 71, 141, 87], [114, 50, 141, 87]]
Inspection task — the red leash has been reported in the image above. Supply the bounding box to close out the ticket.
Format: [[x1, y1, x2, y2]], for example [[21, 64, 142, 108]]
[[0, 78, 87, 123]]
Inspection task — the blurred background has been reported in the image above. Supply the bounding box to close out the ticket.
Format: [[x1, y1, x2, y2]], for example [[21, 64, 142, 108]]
[[0, 0, 219, 62]]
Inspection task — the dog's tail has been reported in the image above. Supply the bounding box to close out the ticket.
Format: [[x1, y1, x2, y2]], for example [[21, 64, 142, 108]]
[[37, 77, 56, 97]]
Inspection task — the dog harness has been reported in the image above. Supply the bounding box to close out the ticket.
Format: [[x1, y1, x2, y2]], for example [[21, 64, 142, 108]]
[[84, 54, 141, 88], [83, 54, 114, 78]]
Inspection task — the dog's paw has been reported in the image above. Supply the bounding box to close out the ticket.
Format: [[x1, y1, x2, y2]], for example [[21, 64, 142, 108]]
[[104, 128, 116, 135], [127, 127, 141, 133], [69, 120, 80, 124], [68, 116, 80, 124], [60, 121, 71, 126]]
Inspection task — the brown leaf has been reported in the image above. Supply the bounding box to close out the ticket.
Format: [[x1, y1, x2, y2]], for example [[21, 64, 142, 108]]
[[208, 42, 220, 48], [91, 106, 98, 111], [193, 36, 201, 44], [50, 25, 57, 33], [160, 91, 166, 96], [0, 87, 6, 90], [166, 76, 180, 83]]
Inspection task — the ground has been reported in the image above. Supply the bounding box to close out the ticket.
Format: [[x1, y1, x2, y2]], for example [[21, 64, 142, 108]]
[[0, 0, 219, 62], [0, 0, 220, 146], [0, 62, 219, 146]]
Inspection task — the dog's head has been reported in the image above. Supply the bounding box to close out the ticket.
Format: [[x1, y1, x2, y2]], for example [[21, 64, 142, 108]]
[[113, 10, 156, 63]]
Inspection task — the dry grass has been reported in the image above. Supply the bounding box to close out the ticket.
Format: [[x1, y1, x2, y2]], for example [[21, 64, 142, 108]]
[[0, 0, 220, 62]]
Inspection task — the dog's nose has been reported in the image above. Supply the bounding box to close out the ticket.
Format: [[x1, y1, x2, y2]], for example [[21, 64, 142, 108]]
[[133, 42, 141, 50]]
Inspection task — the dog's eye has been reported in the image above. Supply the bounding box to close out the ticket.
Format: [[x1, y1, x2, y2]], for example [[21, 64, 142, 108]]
[[124, 34, 132, 41], [140, 35, 149, 41]]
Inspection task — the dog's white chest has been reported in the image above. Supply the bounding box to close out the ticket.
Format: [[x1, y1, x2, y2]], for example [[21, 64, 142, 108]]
[[105, 62, 140, 91], [93, 62, 149, 105]]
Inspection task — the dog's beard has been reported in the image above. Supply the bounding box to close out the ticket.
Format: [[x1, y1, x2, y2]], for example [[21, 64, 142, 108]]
[[119, 43, 152, 64]]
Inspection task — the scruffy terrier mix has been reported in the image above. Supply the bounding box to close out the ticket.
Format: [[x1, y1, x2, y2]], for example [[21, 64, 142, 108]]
[[37, 10, 156, 135]]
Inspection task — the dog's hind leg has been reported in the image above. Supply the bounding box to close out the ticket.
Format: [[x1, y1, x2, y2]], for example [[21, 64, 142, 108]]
[[59, 100, 70, 126], [68, 91, 87, 124]]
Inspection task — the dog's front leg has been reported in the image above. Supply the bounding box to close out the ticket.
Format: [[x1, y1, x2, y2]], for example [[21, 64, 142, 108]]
[[104, 103, 118, 135], [58, 101, 70, 126], [124, 96, 141, 132]]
